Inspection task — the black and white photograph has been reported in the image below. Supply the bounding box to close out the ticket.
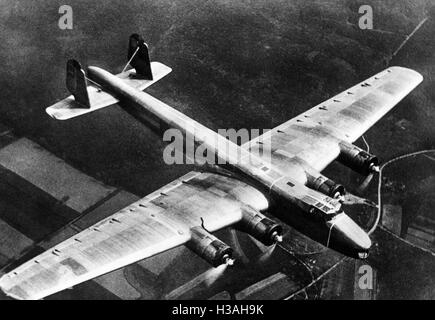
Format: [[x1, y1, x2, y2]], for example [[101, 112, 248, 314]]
[[0, 0, 434, 305]]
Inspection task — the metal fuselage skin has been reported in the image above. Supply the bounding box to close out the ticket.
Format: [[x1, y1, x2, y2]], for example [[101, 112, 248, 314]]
[[87, 66, 372, 259]]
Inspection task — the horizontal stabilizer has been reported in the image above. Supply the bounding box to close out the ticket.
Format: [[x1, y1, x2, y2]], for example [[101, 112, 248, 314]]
[[46, 62, 171, 120]]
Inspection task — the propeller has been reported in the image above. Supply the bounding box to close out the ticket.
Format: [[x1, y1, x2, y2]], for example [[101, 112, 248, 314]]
[[202, 228, 247, 287], [229, 228, 281, 266], [356, 135, 379, 193], [256, 243, 278, 264], [249, 234, 280, 264], [357, 173, 375, 193], [204, 263, 229, 287], [357, 164, 380, 193], [229, 228, 250, 264], [340, 192, 377, 207]]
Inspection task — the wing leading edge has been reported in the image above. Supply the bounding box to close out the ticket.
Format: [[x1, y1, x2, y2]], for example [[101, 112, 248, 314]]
[[247, 66, 423, 172]]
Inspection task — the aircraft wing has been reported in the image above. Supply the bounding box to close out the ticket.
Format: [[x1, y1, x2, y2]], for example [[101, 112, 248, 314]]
[[0, 171, 267, 300], [46, 62, 172, 120], [246, 66, 423, 172]]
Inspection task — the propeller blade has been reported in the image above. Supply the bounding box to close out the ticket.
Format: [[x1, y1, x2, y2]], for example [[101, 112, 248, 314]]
[[229, 228, 250, 264], [256, 243, 277, 264], [341, 192, 377, 207], [204, 264, 228, 287], [357, 172, 374, 193]]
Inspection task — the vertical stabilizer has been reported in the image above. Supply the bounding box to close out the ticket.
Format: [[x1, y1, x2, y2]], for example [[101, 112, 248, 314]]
[[66, 59, 90, 108], [128, 34, 153, 80]]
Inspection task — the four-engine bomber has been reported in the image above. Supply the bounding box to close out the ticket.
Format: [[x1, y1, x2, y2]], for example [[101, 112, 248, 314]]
[[0, 34, 423, 300]]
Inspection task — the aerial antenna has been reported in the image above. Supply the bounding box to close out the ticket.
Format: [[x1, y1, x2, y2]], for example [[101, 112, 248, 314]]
[[387, 16, 429, 66], [200, 217, 210, 233], [361, 135, 370, 153], [122, 46, 140, 73]]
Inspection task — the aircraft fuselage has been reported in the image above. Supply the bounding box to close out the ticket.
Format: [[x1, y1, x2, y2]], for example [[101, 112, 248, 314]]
[[87, 66, 372, 259]]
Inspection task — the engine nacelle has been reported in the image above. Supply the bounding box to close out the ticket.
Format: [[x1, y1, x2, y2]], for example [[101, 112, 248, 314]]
[[237, 206, 283, 246], [337, 141, 379, 175], [305, 171, 346, 199], [187, 226, 234, 267]]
